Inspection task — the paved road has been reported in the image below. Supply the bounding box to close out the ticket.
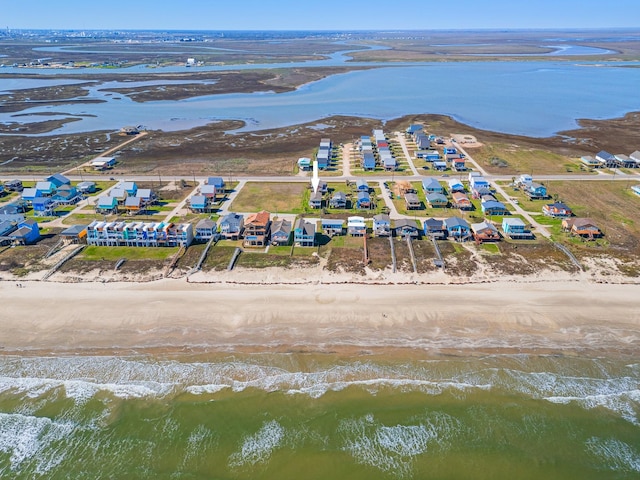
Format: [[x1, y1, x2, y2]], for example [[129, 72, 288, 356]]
[[395, 132, 420, 176]]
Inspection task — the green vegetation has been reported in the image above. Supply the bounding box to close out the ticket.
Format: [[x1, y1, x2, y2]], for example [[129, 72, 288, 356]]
[[230, 182, 307, 213], [80, 246, 178, 261]]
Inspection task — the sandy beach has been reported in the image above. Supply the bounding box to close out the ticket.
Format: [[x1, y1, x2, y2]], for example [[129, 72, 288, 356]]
[[2, 277, 639, 356]]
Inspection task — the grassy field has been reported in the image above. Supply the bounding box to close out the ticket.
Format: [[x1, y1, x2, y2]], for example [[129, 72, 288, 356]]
[[545, 180, 640, 255], [472, 143, 590, 176], [80, 246, 178, 261], [230, 182, 307, 213]]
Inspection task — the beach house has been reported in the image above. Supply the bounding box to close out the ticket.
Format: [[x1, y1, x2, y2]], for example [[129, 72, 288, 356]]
[[394, 219, 420, 238], [448, 179, 465, 193], [422, 178, 443, 194], [444, 217, 471, 240], [329, 191, 347, 209], [46, 173, 70, 189], [405, 192, 422, 210], [562, 218, 602, 239], [543, 202, 572, 218], [321, 219, 345, 237], [502, 218, 533, 239], [595, 150, 616, 168], [471, 221, 501, 243], [220, 213, 244, 240], [52, 185, 81, 205], [423, 218, 446, 238], [194, 218, 217, 241], [451, 192, 472, 210], [481, 200, 509, 216], [189, 195, 208, 213], [270, 219, 292, 245], [426, 193, 448, 208], [32, 197, 55, 216], [91, 156, 116, 170], [95, 196, 119, 215], [294, 218, 316, 246], [206, 177, 225, 192], [309, 190, 323, 209], [347, 216, 367, 236], [243, 210, 271, 247], [357, 191, 371, 209], [373, 214, 391, 237]]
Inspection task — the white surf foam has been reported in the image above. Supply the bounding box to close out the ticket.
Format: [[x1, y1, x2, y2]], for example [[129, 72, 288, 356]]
[[228, 420, 285, 468], [586, 437, 640, 473]]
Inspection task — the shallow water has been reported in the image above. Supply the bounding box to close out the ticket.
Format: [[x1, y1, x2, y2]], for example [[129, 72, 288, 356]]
[[0, 353, 638, 479]]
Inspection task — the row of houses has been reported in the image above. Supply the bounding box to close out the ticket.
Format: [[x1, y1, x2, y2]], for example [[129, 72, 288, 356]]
[[309, 180, 373, 210], [95, 181, 156, 216], [407, 126, 465, 171], [316, 138, 333, 170], [19, 174, 96, 216], [84, 220, 193, 247], [581, 150, 640, 169], [188, 178, 227, 213]]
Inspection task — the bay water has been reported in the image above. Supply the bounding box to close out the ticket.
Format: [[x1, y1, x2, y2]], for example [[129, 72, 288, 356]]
[[0, 352, 638, 479]]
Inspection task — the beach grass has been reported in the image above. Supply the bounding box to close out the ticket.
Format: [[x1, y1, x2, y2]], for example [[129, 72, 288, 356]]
[[230, 182, 307, 213], [80, 246, 178, 261]]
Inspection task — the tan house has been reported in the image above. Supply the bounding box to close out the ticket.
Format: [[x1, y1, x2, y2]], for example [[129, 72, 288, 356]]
[[562, 218, 602, 239], [451, 192, 472, 210], [243, 210, 271, 247]]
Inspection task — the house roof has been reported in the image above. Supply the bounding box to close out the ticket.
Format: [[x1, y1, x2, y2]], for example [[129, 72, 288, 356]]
[[503, 217, 525, 227], [137, 188, 152, 199], [547, 202, 570, 210], [596, 150, 615, 161], [394, 219, 419, 230], [207, 177, 224, 188], [444, 217, 470, 229], [357, 191, 370, 200], [452, 192, 469, 202], [271, 219, 292, 235], [482, 200, 507, 210], [125, 196, 142, 207], [97, 196, 117, 208], [310, 191, 323, 202], [565, 217, 599, 229], [109, 187, 126, 198], [373, 213, 390, 223], [221, 213, 243, 226], [422, 178, 442, 189], [32, 197, 53, 206], [61, 224, 88, 236], [190, 195, 207, 205], [471, 221, 498, 234], [21, 188, 39, 199], [405, 192, 420, 203], [295, 218, 315, 235], [195, 218, 216, 230], [245, 210, 270, 226], [332, 191, 346, 201], [426, 193, 447, 203], [424, 218, 445, 229], [46, 173, 70, 187], [35, 181, 54, 192], [78, 181, 95, 189], [356, 179, 369, 189]]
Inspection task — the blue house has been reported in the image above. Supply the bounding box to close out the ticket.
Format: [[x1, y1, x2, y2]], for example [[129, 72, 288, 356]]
[[316, 148, 330, 169], [189, 195, 208, 212], [11, 219, 40, 244], [356, 191, 371, 209], [424, 150, 441, 161], [35, 181, 55, 196], [355, 179, 369, 192], [444, 217, 471, 240], [443, 147, 457, 155], [482, 200, 509, 216], [362, 152, 376, 170], [32, 197, 55, 216], [502, 218, 533, 239], [294, 218, 316, 246], [526, 182, 548, 199], [448, 179, 465, 192], [422, 178, 443, 194], [220, 213, 244, 240], [206, 177, 225, 191], [52, 185, 80, 204], [406, 124, 423, 134], [596, 150, 616, 167], [46, 173, 70, 189], [373, 214, 391, 237], [21, 188, 42, 203], [121, 181, 138, 197], [77, 181, 96, 194], [95, 196, 119, 214]]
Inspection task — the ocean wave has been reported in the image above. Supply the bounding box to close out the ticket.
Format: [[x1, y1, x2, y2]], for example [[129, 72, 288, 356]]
[[339, 412, 461, 478], [586, 437, 640, 473], [228, 420, 285, 468], [0, 356, 638, 424], [0, 412, 75, 475]]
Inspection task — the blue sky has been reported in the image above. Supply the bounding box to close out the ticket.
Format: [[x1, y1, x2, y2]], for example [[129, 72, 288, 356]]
[[3, 0, 640, 30]]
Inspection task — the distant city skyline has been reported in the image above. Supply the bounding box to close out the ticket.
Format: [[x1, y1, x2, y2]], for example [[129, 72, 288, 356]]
[[3, 0, 640, 30]]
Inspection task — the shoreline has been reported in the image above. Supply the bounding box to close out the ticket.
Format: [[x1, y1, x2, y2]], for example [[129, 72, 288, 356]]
[[2, 276, 639, 358]]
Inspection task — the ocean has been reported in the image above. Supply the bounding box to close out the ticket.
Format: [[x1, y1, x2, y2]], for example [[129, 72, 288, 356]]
[[0, 352, 638, 479]]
